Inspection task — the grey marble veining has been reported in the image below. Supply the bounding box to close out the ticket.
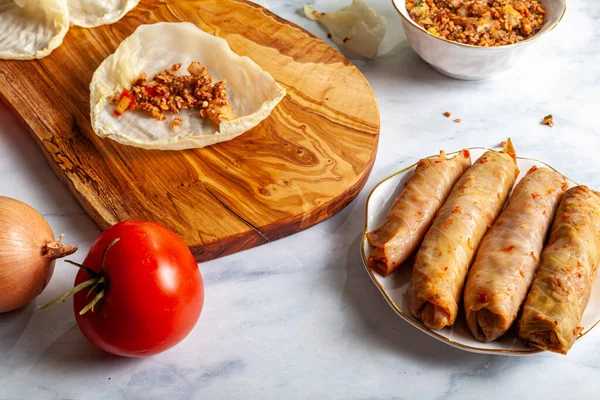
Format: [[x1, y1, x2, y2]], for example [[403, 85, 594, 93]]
[[1, 1, 600, 399]]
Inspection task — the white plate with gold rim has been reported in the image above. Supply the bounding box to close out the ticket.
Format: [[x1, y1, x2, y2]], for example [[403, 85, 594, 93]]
[[361, 148, 600, 355]]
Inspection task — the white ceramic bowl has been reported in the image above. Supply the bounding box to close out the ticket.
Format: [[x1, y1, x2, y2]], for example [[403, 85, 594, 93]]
[[361, 148, 600, 355], [392, 0, 566, 80]]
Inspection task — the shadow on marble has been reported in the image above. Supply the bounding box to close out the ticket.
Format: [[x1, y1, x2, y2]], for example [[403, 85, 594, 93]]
[[358, 41, 502, 91], [0, 302, 35, 355], [29, 325, 141, 373], [365, 43, 443, 83], [340, 233, 503, 366]]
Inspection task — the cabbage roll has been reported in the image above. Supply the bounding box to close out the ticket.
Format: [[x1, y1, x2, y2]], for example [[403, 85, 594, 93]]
[[409, 147, 518, 329], [464, 167, 568, 342], [367, 150, 471, 276], [518, 186, 600, 354]]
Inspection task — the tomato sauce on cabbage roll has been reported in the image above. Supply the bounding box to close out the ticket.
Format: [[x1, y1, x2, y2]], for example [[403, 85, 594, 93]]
[[409, 146, 518, 330], [464, 167, 568, 342], [518, 186, 600, 354], [367, 150, 471, 276]]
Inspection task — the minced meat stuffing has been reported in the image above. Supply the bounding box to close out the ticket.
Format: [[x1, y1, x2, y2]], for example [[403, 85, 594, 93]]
[[405, 0, 546, 47], [112, 62, 236, 128]]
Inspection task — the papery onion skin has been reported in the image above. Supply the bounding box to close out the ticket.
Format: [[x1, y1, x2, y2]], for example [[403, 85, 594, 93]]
[[0, 197, 77, 313]]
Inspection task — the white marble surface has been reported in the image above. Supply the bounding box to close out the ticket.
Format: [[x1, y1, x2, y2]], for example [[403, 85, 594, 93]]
[[1, 1, 600, 399]]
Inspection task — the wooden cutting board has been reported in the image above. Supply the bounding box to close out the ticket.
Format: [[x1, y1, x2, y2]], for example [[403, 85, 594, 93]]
[[0, 0, 379, 262]]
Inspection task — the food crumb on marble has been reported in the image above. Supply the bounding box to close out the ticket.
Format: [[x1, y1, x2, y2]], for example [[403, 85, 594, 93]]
[[454, 118, 462, 123], [443, 111, 452, 117], [542, 114, 555, 127]]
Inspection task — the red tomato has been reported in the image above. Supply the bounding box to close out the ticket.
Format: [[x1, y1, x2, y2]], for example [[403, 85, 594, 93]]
[[72, 220, 203, 357]]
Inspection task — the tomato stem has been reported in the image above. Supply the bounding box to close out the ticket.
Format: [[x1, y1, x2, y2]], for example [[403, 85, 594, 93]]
[[65, 260, 99, 279], [100, 238, 120, 275], [38, 238, 120, 314], [79, 288, 105, 315], [87, 276, 105, 298], [38, 278, 97, 310]]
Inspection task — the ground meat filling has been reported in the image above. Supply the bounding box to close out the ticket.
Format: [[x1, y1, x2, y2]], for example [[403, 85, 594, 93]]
[[405, 0, 546, 47], [112, 61, 236, 128]]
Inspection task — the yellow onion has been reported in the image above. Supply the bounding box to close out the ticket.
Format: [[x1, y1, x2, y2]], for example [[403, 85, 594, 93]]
[[0, 197, 77, 313]]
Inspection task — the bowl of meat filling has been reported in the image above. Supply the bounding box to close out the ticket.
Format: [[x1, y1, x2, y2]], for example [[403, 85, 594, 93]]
[[392, 0, 566, 80]]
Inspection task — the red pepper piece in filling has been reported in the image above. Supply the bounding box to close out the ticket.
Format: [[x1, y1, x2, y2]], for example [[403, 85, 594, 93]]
[[143, 86, 169, 98], [114, 89, 136, 117], [144, 86, 157, 97]]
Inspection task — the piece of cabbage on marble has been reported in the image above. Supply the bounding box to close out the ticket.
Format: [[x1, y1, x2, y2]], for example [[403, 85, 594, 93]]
[[304, 0, 386, 59]]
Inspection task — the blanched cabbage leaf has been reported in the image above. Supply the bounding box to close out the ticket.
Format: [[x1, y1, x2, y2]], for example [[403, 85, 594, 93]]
[[90, 22, 286, 151]]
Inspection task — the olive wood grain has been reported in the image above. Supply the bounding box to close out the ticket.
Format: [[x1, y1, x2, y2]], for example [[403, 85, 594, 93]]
[[0, 0, 380, 261]]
